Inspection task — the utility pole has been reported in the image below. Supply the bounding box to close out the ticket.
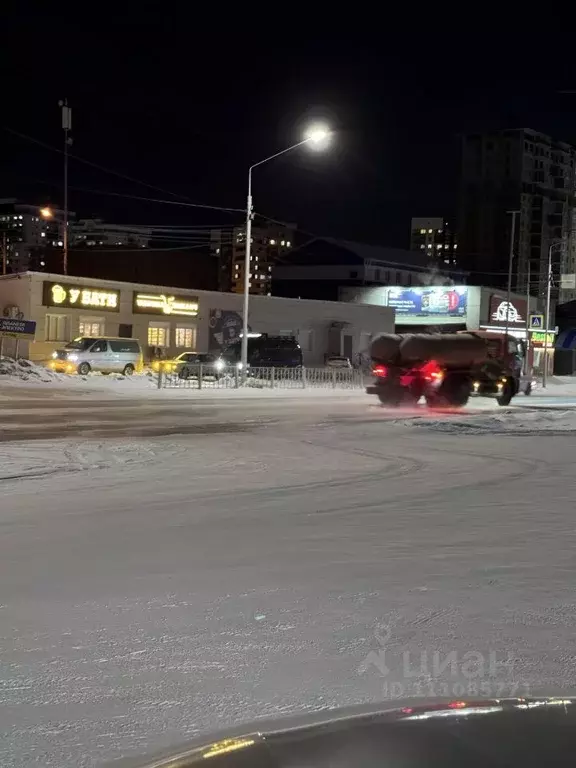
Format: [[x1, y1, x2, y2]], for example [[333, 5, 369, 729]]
[[504, 210, 519, 341], [2, 231, 6, 276], [59, 99, 72, 275]]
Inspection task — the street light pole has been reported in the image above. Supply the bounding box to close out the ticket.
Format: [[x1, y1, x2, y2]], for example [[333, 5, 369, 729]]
[[504, 210, 519, 342], [239, 129, 330, 374], [542, 240, 564, 388]]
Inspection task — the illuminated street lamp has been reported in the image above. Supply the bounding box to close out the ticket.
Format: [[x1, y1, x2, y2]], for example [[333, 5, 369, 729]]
[[40, 207, 53, 219], [240, 123, 331, 374]]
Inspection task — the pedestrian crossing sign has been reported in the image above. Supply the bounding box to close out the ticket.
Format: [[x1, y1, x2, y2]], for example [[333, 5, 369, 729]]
[[529, 314, 544, 329]]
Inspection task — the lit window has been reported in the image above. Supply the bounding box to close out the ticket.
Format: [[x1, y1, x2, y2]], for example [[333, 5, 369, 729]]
[[454, 244, 458, 249], [268, 266, 272, 271], [79, 318, 105, 337], [427, 244, 432, 249], [444, 244, 448, 249], [13, 216, 17, 220], [420, 228, 426, 234], [269, 239, 276, 245], [18, 215, 23, 220], [436, 244, 442, 249], [420, 244, 425, 249], [267, 292, 271, 296], [281, 240, 285, 246], [260, 274, 265, 279], [148, 324, 169, 347], [216, 248, 220, 254], [437, 229, 443, 234], [175, 326, 196, 348], [40, 260, 46, 266], [286, 241, 291, 247], [428, 228, 433, 233], [57, 240, 63, 246]]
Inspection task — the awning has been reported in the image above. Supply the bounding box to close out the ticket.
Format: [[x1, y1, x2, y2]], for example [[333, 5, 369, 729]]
[[556, 329, 576, 350]]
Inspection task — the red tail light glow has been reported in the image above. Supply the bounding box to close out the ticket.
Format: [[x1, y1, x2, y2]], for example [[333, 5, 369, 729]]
[[420, 360, 444, 383], [373, 364, 388, 377]]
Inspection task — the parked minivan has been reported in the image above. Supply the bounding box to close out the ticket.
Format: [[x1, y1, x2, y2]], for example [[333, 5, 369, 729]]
[[49, 337, 143, 376]]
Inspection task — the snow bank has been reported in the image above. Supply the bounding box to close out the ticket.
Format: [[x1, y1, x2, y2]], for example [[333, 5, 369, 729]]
[[0, 357, 158, 391], [408, 407, 576, 435]]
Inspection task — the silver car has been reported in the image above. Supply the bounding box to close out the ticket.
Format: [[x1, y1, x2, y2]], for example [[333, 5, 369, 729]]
[[49, 337, 143, 376]]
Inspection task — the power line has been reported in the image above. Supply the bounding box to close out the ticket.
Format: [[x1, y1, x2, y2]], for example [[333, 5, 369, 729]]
[[3, 126, 245, 214]]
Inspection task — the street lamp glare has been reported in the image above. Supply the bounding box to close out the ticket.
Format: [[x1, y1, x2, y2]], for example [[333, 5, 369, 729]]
[[40, 207, 53, 219], [305, 124, 331, 148]]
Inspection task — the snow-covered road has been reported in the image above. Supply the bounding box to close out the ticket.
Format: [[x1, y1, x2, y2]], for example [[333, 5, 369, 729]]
[[1, 390, 576, 766]]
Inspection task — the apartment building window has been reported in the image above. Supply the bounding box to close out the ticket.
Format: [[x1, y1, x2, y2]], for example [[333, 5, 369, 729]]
[[78, 317, 105, 337], [148, 322, 169, 347], [45, 314, 69, 342], [175, 326, 197, 349]]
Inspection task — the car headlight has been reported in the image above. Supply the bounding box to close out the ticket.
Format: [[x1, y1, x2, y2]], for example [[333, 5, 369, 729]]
[[214, 359, 225, 371], [67, 354, 78, 362], [236, 362, 243, 370], [52, 351, 58, 359]]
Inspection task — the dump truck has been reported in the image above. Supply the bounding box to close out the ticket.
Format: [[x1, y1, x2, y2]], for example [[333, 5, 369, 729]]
[[366, 331, 525, 408]]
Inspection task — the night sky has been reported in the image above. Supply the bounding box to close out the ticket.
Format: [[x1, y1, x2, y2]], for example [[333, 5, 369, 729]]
[[2, 12, 576, 249]]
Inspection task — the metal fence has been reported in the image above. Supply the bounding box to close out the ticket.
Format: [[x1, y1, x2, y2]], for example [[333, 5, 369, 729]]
[[159, 365, 366, 390]]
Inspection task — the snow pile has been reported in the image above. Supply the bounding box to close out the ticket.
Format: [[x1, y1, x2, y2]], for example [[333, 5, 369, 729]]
[[409, 408, 576, 435], [0, 357, 64, 383], [0, 357, 158, 390]]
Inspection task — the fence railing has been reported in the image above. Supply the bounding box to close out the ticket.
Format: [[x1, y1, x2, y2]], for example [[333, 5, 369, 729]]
[[159, 365, 366, 390]]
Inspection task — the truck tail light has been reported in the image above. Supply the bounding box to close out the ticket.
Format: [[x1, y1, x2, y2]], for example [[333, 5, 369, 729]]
[[373, 364, 388, 378], [420, 360, 444, 383]]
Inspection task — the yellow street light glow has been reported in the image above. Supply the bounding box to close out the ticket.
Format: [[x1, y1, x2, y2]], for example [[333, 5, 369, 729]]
[[40, 207, 53, 218]]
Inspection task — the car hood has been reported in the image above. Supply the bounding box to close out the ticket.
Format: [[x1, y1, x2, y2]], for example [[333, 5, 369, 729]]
[[107, 696, 576, 767]]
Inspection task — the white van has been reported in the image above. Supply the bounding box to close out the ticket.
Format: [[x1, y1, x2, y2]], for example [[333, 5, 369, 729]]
[[49, 337, 143, 376]]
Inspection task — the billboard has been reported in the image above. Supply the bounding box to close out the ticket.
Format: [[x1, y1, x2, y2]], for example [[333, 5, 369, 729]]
[[386, 286, 468, 318]]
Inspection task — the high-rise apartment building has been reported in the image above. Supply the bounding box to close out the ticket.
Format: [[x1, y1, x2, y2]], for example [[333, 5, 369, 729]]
[[211, 223, 295, 295], [70, 219, 150, 248], [459, 128, 576, 302], [410, 217, 458, 266], [0, 199, 65, 273]]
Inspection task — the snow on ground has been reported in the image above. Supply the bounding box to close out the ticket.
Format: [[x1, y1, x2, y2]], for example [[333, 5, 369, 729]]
[[404, 407, 576, 435], [2, 385, 576, 766]]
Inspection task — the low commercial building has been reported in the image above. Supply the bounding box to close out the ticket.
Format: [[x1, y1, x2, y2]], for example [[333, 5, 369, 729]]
[[0, 272, 394, 365], [340, 283, 553, 374]]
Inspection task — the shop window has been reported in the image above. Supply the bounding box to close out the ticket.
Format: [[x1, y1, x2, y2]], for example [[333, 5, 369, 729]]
[[175, 326, 197, 349], [118, 323, 133, 338], [148, 323, 169, 347], [45, 314, 69, 342], [79, 317, 105, 337]]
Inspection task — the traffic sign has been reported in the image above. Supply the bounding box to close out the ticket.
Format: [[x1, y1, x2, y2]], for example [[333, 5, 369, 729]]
[[528, 313, 544, 330]]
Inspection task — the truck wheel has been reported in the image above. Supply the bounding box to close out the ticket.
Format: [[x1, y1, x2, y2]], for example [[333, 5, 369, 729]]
[[376, 383, 404, 407], [497, 378, 515, 406], [426, 376, 470, 408]]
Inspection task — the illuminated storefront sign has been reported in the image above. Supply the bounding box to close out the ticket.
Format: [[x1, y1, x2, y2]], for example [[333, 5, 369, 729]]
[[133, 292, 198, 317], [489, 295, 526, 327], [42, 281, 119, 311], [530, 331, 555, 346]]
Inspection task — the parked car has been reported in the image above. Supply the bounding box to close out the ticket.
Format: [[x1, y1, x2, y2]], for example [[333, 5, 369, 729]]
[[222, 335, 303, 368], [325, 355, 352, 369], [49, 337, 143, 376], [177, 353, 226, 380]]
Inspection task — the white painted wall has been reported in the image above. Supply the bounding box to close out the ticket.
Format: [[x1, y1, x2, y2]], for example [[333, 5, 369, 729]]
[[0, 273, 394, 364]]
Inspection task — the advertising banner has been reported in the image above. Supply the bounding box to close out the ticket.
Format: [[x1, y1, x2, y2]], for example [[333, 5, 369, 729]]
[[0, 318, 36, 340], [209, 309, 244, 350], [386, 286, 468, 318]]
